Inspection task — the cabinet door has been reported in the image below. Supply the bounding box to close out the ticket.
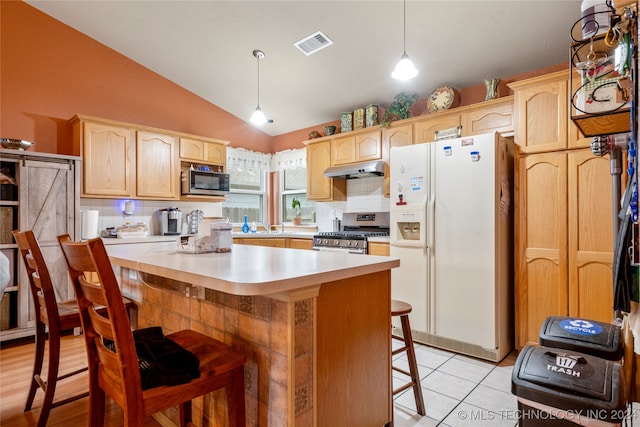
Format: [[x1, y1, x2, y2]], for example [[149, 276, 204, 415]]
[[289, 239, 313, 250], [136, 131, 179, 199], [355, 130, 381, 161], [413, 112, 461, 143], [368, 242, 390, 256], [332, 135, 356, 165], [204, 142, 226, 167], [307, 141, 346, 201], [179, 137, 204, 161], [19, 159, 78, 328], [82, 120, 133, 197], [462, 97, 514, 136], [239, 238, 287, 248], [512, 72, 568, 153], [515, 151, 568, 348], [382, 123, 413, 197], [568, 150, 614, 322]]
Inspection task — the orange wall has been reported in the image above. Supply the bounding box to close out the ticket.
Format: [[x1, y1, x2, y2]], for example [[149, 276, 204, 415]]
[[1, 1, 273, 155], [2, 1, 568, 156]]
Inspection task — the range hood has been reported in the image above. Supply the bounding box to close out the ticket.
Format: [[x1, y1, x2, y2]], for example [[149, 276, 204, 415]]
[[323, 160, 385, 179]]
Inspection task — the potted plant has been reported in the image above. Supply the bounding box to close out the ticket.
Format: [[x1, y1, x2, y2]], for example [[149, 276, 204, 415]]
[[380, 92, 419, 127], [291, 197, 302, 225]]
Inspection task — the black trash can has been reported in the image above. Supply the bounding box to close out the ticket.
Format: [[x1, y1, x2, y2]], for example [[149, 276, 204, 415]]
[[539, 316, 623, 361], [512, 345, 625, 426]]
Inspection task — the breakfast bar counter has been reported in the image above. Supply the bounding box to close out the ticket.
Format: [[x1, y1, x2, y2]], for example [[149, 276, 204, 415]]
[[106, 242, 399, 427]]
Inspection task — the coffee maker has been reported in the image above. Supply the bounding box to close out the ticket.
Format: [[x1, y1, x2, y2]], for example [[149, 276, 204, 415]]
[[160, 207, 182, 235]]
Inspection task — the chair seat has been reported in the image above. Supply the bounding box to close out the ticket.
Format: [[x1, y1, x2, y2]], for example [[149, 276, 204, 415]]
[[391, 299, 412, 317], [168, 329, 246, 375]]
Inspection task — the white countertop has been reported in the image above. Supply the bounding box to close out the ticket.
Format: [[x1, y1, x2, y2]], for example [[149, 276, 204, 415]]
[[106, 241, 398, 296]]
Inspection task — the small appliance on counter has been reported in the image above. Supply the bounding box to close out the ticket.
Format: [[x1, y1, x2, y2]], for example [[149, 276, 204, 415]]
[[115, 223, 149, 239], [160, 207, 182, 235]]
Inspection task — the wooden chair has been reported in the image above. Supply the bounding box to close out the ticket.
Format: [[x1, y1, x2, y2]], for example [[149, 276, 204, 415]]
[[57, 234, 246, 427], [13, 229, 91, 427]]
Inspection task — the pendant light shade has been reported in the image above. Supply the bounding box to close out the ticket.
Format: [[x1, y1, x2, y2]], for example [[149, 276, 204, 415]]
[[250, 49, 272, 125], [392, 0, 418, 80]]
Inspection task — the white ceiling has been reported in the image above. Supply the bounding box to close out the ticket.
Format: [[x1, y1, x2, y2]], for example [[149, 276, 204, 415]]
[[26, 1, 582, 137]]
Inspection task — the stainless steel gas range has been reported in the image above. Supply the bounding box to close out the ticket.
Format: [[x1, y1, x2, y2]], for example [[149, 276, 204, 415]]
[[312, 213, 389, 254]]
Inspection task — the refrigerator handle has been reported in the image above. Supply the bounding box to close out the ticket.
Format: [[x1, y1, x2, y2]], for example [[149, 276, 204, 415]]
[[428, 194, 435, 249]]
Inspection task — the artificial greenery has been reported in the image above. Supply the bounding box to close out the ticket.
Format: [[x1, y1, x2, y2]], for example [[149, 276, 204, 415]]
[[380, 92, 419, 127]]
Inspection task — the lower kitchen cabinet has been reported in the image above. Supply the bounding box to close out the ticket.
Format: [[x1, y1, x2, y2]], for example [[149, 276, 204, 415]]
[[233, 237, 314, 250], [289, 238, 313, 250], [368, 242, 390, 256], [515, 148, 614, 348], [0, 150, 80, 342]]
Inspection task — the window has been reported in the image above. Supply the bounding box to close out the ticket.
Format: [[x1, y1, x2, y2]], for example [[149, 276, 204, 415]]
[[221, 164, 267, 224], [281, 168, 314, 223]]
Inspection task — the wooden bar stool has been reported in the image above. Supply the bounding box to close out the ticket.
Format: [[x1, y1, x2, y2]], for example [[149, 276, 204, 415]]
[[391, 299, 425, 416]]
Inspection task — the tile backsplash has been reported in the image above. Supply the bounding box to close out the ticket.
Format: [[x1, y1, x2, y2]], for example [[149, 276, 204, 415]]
[[314, 176, 390, 231], [80, 199, 223, 236], [81, 176, 390, 235]]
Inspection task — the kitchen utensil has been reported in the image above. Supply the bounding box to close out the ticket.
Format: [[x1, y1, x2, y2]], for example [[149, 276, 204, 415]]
[[187, 209, 204, 234]]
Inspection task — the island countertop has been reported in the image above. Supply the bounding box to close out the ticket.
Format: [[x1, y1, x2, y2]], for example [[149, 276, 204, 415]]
[[106, 241, 399, 296]]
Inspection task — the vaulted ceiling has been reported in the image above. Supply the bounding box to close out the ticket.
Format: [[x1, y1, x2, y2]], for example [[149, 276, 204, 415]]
[[26, 1, 582, 136]]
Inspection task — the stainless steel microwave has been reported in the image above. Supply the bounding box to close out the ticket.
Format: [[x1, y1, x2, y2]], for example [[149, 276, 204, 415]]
[[181, 169, 230, 196]]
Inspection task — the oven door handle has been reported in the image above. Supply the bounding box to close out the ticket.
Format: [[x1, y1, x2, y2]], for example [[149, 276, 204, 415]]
[[312, 246, 366, 255]]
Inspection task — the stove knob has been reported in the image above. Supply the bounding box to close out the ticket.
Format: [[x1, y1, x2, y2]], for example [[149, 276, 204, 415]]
[[334, 239, 340, 245]]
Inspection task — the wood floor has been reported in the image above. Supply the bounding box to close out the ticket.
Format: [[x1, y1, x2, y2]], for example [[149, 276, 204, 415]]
[[0, 334, 163, 427]]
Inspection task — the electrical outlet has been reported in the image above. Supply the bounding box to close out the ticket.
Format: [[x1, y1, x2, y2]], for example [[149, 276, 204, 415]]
[[197, 286, 205, 300]]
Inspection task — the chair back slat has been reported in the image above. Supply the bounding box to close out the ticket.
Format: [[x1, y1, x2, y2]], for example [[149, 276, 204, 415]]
[[12, 230, 61, 332], [58, 234, 143, 410]]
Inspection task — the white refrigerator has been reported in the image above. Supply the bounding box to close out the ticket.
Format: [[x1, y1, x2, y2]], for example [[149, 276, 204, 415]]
[[389, 132, 513, 362]]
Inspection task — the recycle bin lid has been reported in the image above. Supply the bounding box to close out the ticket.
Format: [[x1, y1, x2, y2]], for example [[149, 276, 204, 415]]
[[539, 316, 622, 360]]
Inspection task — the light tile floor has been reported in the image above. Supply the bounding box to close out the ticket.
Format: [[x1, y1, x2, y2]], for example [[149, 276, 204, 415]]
[[391, 341, 521, 427], [392, 341, 639, 427]]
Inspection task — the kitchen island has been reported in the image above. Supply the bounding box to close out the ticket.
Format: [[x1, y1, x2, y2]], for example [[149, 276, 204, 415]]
[[106, 242, 399, 427]]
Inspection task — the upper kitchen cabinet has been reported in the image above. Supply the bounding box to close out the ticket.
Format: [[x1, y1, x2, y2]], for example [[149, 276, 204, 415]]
[[331, 130, 382, 166], [413, 111, 461, 143], [305, 139, 346, 202], [381, 122, 413, 197], [179, 136, 228, 169], [461, 96, 514, 137], [509, 70, 568, 153], [72, 115, 228, 200], [72, 116, 134, 197], [136, 130, 179, 199]]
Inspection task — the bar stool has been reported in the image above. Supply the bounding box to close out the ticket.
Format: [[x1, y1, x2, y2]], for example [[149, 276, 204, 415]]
[[391, 300, 425, 416]]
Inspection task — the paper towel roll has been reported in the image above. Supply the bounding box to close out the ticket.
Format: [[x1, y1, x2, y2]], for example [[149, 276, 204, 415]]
[[81, 210, 99, 240]]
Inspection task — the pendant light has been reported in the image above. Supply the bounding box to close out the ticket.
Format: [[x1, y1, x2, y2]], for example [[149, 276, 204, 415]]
[[391, 0, 418, 80], [250, 49, 271, 125]]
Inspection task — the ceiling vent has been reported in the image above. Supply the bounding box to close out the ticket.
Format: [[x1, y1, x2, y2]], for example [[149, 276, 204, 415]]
[[294, 31, 333, 56]]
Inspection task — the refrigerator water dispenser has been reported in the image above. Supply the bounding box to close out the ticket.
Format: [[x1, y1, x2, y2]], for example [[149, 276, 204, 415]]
[[397, 222, 421, 240]]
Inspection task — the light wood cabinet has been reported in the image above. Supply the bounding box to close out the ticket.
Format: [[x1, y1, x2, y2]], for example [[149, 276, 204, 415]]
[[305, 140, 346, 202], [289, 238, 313, 250], [331, 130, 381, 165], [136, 130, 179, 199], [233, 237, 313, 250], [75, 119, 134, 197], [0, 150, 80, 342], [381, 122, 413, 197], [567, 150, 614, 321], [509, 71, 568, 153], [179, 137, 227, 168], [413, 112, 461, 143], [462, 97, 514, 137], [515, 148, 614, 348], [368, 242, 390, 256]]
